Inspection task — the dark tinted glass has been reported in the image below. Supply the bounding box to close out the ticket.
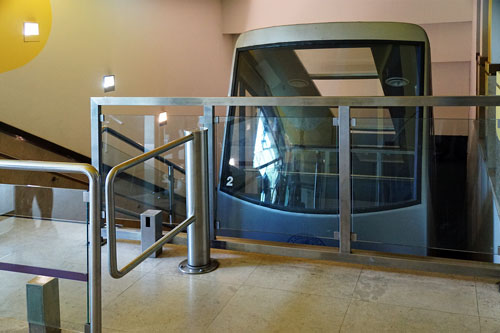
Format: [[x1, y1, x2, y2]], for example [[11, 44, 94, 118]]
[[221, 41, 424, 213]]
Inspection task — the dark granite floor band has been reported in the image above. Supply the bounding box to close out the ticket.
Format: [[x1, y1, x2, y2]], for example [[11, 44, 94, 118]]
[[0, 262, 88, 282]]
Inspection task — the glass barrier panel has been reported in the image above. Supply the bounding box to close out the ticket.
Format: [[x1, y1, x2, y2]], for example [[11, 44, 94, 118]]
[[97, 104, 500, 262], [475, 115, 500, 264], [102, 143, 171, 220], [350, 112, 499, 262], [0, 184, 89, 330], [101, 114, 201, 226], [484, 107, 500, 198], [217, 111, 339, 247]]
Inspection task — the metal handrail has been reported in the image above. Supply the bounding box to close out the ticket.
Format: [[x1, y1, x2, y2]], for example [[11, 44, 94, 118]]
[[106, 134, 194, 278], [91, 95, 500, 277], [106, 129, 218, 278], [0, 160, 101, 333], [91, 95, 500, 107], [103, 127, 185, 174]]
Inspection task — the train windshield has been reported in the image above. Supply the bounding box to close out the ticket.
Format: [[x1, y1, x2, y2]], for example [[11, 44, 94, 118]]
[[221, 41, 425, 213]]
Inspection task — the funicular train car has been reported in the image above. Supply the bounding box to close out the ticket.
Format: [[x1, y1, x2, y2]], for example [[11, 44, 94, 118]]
[[216, 22, 433, 255]]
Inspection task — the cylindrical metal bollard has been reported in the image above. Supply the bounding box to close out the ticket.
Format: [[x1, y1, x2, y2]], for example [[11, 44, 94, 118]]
[[178, 129, 218, 274]]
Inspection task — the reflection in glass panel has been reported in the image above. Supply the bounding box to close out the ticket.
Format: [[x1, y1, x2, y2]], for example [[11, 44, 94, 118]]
[[222, 108, 339, 213], [221, 41, 424, 214], [0, 185, 89, 329]]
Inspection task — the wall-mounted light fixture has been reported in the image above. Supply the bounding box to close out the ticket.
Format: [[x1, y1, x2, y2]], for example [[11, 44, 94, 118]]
[[103, 75, 115, 93], [158, 112, 167, 126], [23, 22, 40, 42]]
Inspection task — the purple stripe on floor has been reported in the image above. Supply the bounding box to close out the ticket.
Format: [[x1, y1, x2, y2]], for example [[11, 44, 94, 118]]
[[0, 262, 88, 282]]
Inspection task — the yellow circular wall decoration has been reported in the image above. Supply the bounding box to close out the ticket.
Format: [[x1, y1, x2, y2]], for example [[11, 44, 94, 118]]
[[0, 0, 52, 74]]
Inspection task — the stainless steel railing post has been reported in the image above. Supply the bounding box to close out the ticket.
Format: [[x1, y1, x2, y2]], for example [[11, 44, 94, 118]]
[[0, 160, 101, 333], [179, 129, 219, 274], [168, 165, 175, 225], [338, 106, 352, 254]]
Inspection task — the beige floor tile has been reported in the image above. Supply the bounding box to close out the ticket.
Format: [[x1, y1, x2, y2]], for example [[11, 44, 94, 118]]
[[193, 256, 260, 285], [244, 256, 361, 298], [102, 273, 238, 332], [476, 281, 500, 319], [341, 300, 407, 332], [0, 217, 489, 332], [480, 317, 500, 333], [208, 285, 350, 332], [142, 244, 191, 276], [353, 269, 478, 315], [0, 285, 30, 321], [59, 274, 146, 329], [0, 218, 87, 272], [60, 320, 88, 332], [0, 318, 83, 333], [100, 268, 148, 305], [0, 317, 28, 332], [404, 307, 480, 332], [57, 280, 88, 328], [101, 328, 127, 333], [102, 240, 163, 274], [151, 245, 263, 286], [341, 300, 480, 333], [0, 271, 34, 295]]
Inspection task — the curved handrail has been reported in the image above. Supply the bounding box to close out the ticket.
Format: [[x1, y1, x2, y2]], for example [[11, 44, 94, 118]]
[[0, 160, 101, 333], [0, 151, 89, 187], [106, 134, 194, 278], [103, 127, 185, 174]]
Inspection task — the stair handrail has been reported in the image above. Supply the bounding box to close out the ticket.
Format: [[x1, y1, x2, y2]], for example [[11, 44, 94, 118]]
[[103, 126, 185, 174]]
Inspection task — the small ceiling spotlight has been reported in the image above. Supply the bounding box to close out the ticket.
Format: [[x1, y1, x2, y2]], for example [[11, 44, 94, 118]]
[[103, 75, 115, 93], [288, 78, 309, 88], [385, 76, 409, 88], [158, 112, 167, 126], [23, 22, 40, 42]]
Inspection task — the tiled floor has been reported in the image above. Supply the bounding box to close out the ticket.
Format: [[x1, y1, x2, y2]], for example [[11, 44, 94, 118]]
[[1, 217, 500, 332]]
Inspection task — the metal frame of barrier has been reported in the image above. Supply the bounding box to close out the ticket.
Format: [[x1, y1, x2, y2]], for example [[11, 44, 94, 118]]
[[91, 95, 500, 277], [105, 129, 218, 278], [0, 160, 101, 333]]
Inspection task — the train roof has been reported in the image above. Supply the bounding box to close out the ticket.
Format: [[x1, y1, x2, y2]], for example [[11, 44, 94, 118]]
[[235, 22, 429, 49]]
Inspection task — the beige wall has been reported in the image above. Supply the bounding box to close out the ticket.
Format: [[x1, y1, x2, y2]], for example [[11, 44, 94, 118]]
[[221, 0, 474, 33], [221, 0, 478, 127], [0, 0, 481, 155], [0, 0, 233, 156]]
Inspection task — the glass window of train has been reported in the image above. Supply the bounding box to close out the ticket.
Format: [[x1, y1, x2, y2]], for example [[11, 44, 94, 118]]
[[234, 43, 424, 99], [225, 41, 426, 213]]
